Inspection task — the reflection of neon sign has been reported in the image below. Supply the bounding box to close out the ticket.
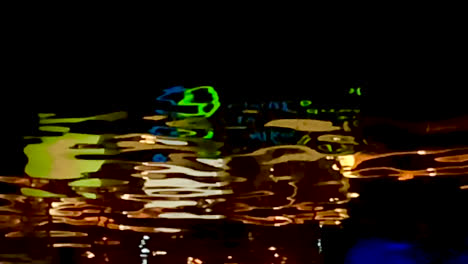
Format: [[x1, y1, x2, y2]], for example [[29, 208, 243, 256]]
[[24, 132, 105, 179], [178, 86, 220, 118], [300, 100, 312, 107], [204, 130, 214, 139], [24, 112, 125, 180], [227, 100, 360, 125], [148, 126, 197, 137], [249, 130, 297, 144], [152, 153, 168, 162], [156, 86, 221, 118], [148, 126, 213, 140], [156, 86, 185, 105], [349, 87, 362, 96], [227, 101, 295, 113]]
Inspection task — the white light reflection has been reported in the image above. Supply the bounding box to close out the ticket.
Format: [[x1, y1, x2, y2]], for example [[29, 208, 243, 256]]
[[143, 188, 232, 198], [144, 200, 198, 209], [139, 235, 149, 264], [154, 227, 182, 233], [83, 251, 95, 259], [337, 155, 355, 170], [157, 138, 188, 146], [53, 243, 91, 248], [144, 178, 228, 188], [139, 139, 156, 144], [347, 192, 360, 198], [196, 158, 225, 168], [159, 212, 225, 220], [187, 257, 204, 264], [136, 163, 226, 177]]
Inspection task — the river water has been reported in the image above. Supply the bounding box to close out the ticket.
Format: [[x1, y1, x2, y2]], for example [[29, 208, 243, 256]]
[[1, 86, 467, 263]]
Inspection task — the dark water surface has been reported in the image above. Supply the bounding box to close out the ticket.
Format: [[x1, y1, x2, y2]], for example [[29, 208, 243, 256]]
[[1, 85, 467, 263]]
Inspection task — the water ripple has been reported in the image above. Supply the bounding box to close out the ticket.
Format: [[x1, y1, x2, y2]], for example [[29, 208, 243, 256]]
[[1, 85, 466, 263]]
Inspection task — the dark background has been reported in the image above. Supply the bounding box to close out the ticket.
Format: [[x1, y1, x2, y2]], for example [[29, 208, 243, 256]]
[[4, 46, 467, 165], [5, 43, 466, 121]]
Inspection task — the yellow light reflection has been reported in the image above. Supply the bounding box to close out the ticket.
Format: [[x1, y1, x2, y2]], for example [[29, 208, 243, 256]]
[[53, 243, 91, 248], [24, 133, 105, 179], [264, 119, 341, 132], [39, 111, 127, 124], [83, 251, 95, 259]]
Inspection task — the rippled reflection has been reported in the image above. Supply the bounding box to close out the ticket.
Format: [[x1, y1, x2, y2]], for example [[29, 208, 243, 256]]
[[1, 85, 467, 263], [339, 147, 468, 180]]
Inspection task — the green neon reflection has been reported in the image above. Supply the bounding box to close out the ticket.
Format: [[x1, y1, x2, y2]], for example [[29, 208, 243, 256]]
[[39, 126, 71, 133], [38, 113, 56, 119], [80, 192, 97, 199], [23, 112, 125, 180], [24, 132, 105, 179], [177, 86, 221, 118], [203, 131, 214, 139], [349, 87, 362, 96], [39, 111, 127, 124], [20, 188, 65, 198], [300, 100, 312, 107], [24, 133, 105, 179], [25, 115, 110, 180], [69, 178, 127, 187], [297, 135, 312, 145]]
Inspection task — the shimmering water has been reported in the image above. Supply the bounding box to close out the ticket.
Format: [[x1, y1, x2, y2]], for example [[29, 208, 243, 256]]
[[1, 86, 467, 263]]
